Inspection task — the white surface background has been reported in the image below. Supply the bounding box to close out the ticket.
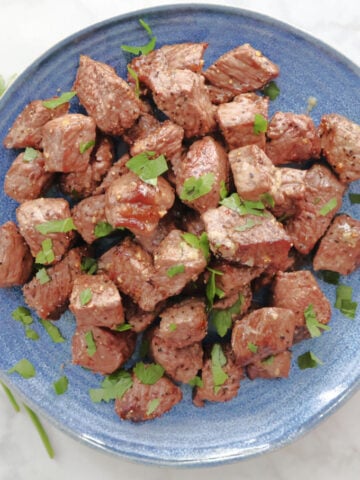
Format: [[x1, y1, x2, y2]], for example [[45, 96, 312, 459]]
[[0, 1, 359, 479]]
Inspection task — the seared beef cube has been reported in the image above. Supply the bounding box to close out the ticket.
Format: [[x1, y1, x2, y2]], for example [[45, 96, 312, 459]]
[[285, 164, 345, 254], [135, 214, 177, 254], [105, 172, 175, 237], [179, 209, 205, 236], [149, 68, 216, 138], [72, 195, 107, 244], [23, 247, 87, 319], [247, 351, 292, 380], [216, 93, 269, 150], [4, 151, 54, 203], [149, 328, 203, 383], [72, 326, 136, 375], [3, 98, 69, 149], [206, 84, 234, 105], [272, 271, 331, 343], [271, 167, 306, 218], [98, 237, 155, 311], [318, 113, 360, 183], [93, 153, 130, 195], [313, 214, 360, 275], [157, 298, 207, 348], [115, 373, 182, 422], [176, 136, 228, 214], [42, 114, 96, 173], [69, 273, 124, 329], [73, 55, 142, 135], [213, 286, 252, 314], [202, 206, 291, 269], [265, 112, 320, 165], [193, 344, 243, 407], [130, 120, 184, 164], [209, 261, 263, 299], [123, 295, 162, 333], [0, 221, 33, 287], [204, 43, 279, 96], [60, 135, 114, 199], [16, 198, 75, 264], [231, 307, 296, 366], [123, 113, 161, 146], [151, 229, 208, 308]]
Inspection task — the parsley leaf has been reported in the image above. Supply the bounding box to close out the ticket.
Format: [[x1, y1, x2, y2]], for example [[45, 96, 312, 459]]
[[253, 113, 268, 134], [94, 221, 114, 238], [80, 288, 92, 306], [319, 197, 337, 216], [85, 330, 97, 356], [79, 140, 95, 154], [262, 81, 280, 100], [180, 173, 215, 202], [211, 344, 228, 393], [146, 398, 160, 416], [247, 342, 258, 353], [89, 370, 133, 403], [42, 91, 76, 109], [210, 294, 244, 338], [206, 267, 224, 309], [35, 238, 55, 264], [35, 268, 51, 285], [0, 381, 20, 412], [234, 218, 260, 232], [23, 147, 39, 162], [335, 285, 358, 319], [127, 65, 140, 98], [320, 270, 340, 285], [219, 180, 228, 200], [126, 151, 168, 186], [133, 362, 164, 385], [304, 304, 331, 337], [40, 319, 65, 343], [166, 264, 185, 278], [188, 375, 204, 388], [81, 257, 98, 275], [349, 193, 360, 204], [297, 351, 323, 370], [220, 193, 268, 216], [12, 306, 33, 325], [23, 404, 54, 459], [121, 18, 156, 56], [53, 376, 68, 395], [261, 355, 275, 365], [25, 327, 39, 341], [114, 323, 133, 332], [8, 359, 36, 379], [35, 217, 77, 235], [168, 323, 177, 332], [181, 232, 210, 262]]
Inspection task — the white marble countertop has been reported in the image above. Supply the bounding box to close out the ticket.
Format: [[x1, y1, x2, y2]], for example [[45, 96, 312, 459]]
[[0, 1, 359, 479]]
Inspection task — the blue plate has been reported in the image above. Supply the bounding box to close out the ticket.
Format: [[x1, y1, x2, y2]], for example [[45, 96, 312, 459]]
[[0, 4, 359, 467]]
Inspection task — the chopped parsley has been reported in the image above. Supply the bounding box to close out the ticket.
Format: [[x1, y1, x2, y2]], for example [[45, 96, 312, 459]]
[[211, 344, 228, 394], [40, 319, 65, 343], [219, 180, 228, 200], [23, 404, 54, 459], [35, 268, 51, 285], [12, 306, 33, 325], [304, 304, 331, 337], [320, 270, 340, 285], [133, 362, 164, 385], [81, 257, 98, 275], [181, 232, 210, 262], [168, 323, 177, 332], [261, 355, 275, 366], [42, 91, 76, 109], [166, 264, 185, 278], [126, 151, 168, 186], [262, 81, 280, 100], [188, 375, 204, 388], [220, 192, 268, 216], [89, 369, 133, 403], [349, 193, 360, 204], [23, 147, 39, 162], [335, 285, 358, 319], [319, 197, 337, 216], [80, 288, 92, 306], [8, 358, 36, 379], [79, 140, 95, 154], [146, 398, 160, 416], [206, 267, 225, 309], [94, 221, 115, 238], [35, 217, 77, 235], [25, 328, 39, 341], [85, 330, 97, 356], [253, 113, 268, 134], [179, 173, 215, 202], [210, 294, 244, 338], [53, 376, 69, 395], [0, 381, 20, 412], [35, 238, 55, 264], [127, 65, 140, 97], [114, 323, 133, 332], [234, 218, 261, 232], [297, 351, 323, 370], [247, 342, 258, 354], [121, 18, 156, 56]]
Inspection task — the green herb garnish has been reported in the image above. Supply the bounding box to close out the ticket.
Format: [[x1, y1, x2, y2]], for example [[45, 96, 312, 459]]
[[80, 288, 92, 306], [319, 197, 337, 216], [35, 217, 76, 235], [320, 270, 340, 285], [168, 323, 177, 332], [121, 18, 156, 56], [219, 180, 228, 200], [220, 192, 268, 216], [297, 351, 323, 370], [114, 323, 133, 332], [36, 268, 51, 285], [42, 91, 76, 109], [40, 319, 65, 343], [85, 330, 97, 356], [53, 376, 69, 395], [126, 151, 168, 186], [179, 173, 215, 202], [80, 257, 98, 275], [211, 344, 228, 394], [261, 355, 275, 365], [79, 140, 95, 154], [89, 370, 133, 403], [247, 342, 258, 353], [304, 304, 331, 337], [188, 375, 204, 388], [35, 238, 55, 264], [23, 404, 54, 459], [166, 264, 185, 278], [349, 193, 360, 204], [253, 113, 268, 134], [23, 147, 39, 162], [181, 232, 210, 262], [146, 398, 160, 416], [234, 218, 260, 232], [94, 221, 114, 238], [25, 327, 39, 341], [8, 359, 36, 379], [210, 294, 244, 338], [12, 306, 33, 325], [262, 81, 280, 100], [206, 267, 225, 309], [335, 285, 357, 319], [127, 65, 140, 98], [133, 362, 164, 385], [0, 381, 20, 412]]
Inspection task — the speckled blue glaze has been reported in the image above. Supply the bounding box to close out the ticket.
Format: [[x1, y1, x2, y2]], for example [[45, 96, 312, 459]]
[[0, 4, 359, 467]]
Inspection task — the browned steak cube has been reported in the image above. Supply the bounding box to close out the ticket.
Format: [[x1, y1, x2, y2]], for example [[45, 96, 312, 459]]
[[318, 113, 360, 183], [72, 326, 136, 375], [93, 153, 130, 195], [130, 120, 184, 164], [285, 164, 346, 254], [0, 221, 33, 287], [272, 270, 331, 343], [149, 328, 203, 383], [231, 307, 296, 366], [123, 113, 161, 146], [265, 112, 321, 165], [209, 261, 263, 299], [179, 209, 206, 236], [135, 214, 177, 254], [216, 93, 269, 150], [72, 194, 107, 244], [104, 172, 175, 237], [204, 43, 279, 96], [23, 247, 88, 319], [206, 84, 234, 105], [3, 98, 69, 149], [212, 286, 252, 315], [313, 214, 360, 275], [176, 136, 228, 214], [69, 273, 124, 329], [4, 151, 54, 203], [42, 114, 96, 173], [16, 198, 75, 264], [202, 206, 291, 269], [148, 68, 216, 138], [60, 135, 114, 199], [115, 373, 182, 422], [157, 298, 207, 348], [270, 167, 306, 218], [73, 55, 142, 135], [247, 350, 292, 380], [122, 295, 162, 333], [193, 344, 243, 407]]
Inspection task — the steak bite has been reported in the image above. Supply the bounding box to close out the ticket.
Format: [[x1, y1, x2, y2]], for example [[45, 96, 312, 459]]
[[42, 114, 96, 173], [72, 194, 107, 244], [23, 246, 88, 319], [60, 135, 114, 199], [3, 97, 69, 149], [204, 43, 279, 97], [16, 198, 75, 264], [148, 328, 203, 383], [4, 151, 54, 203], [313, 214, 360, 275], [73, 55, 142, 136], [231, 307, 296, 366], [318, 113, 360, 183], [123, 113, 161, 146], [193, 344, 243, 407], [202, 206, 291, 269], [272, 270, 331, 343], [122, 295, 163, 333], [93, 153, 130, 195], [247, 350, 292, 380], [135, 214, 177, 254], [285, 164, 345, 254], [104, 172, 175, 237], [0, 221, 33, 288], [176, 136, 228, 214], [72, 326, 136, 375], [69, 273, 124, 329], [216, 93, 269, 150], [209, 261, 263, 300], [115, 373, 182, 422], [265, 112, 321, 165], [157, 298, 207, 348]]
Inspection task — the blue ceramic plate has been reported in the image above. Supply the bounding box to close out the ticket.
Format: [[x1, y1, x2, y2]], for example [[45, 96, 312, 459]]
[[0, 4, 359, 467]]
